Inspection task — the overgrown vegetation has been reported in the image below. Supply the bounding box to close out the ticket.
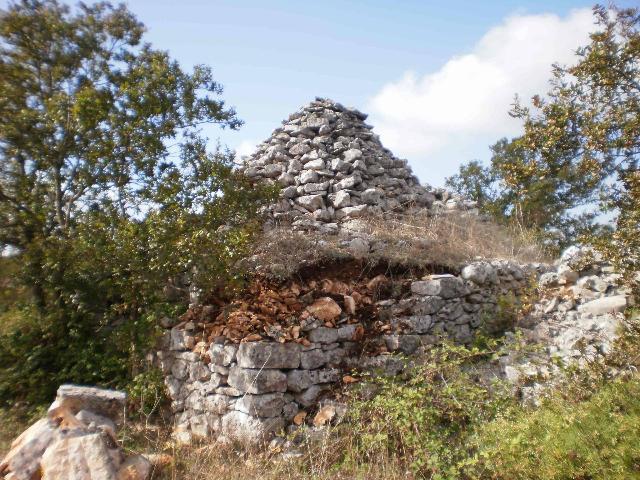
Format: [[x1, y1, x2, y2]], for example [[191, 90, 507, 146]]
[[447, 4, 639, 276], [0, 0, 274, 408], [252, 210, 549, 280]]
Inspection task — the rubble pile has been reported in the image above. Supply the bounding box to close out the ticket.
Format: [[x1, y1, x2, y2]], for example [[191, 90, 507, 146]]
[[0, 386, 151, 480], [501, 246, 632, 400], [240, 97, 475, 232]]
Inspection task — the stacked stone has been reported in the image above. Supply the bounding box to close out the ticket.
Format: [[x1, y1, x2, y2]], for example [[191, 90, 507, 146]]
[[160, 329, 360, 444], [504, 245, 630, 387], [240, 97, 475, 232], [158, 260, 542, 445], [376, 261, 543, 355]]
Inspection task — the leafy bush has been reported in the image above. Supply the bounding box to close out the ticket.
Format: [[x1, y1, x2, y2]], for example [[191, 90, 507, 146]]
[[344, 340, 513, 479], [472, 377, 640, 479]]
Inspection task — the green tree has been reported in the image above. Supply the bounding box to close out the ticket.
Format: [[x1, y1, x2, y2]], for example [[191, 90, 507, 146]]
[[449, 5, 638, 261], [447, 137, 601, 248], [0, 0, 272, 405], [510, 4, 639, 289]]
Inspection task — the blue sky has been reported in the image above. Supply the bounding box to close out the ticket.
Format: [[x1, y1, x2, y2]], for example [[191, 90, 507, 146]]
[[4, 0, 637, 186]]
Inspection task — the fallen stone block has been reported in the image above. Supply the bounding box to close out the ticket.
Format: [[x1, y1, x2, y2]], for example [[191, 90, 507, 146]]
[[51, 385, 127, 425]]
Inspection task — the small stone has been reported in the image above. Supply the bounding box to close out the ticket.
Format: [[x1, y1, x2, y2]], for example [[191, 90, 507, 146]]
[[343, 296, 356, 315], [332, 190, 351, 208], [343, 149, 362, 162], [295, 194, 324, 211], [306, 297, 342, 322]]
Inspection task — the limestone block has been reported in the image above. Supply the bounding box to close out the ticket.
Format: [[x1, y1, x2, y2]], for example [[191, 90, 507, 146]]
[[235, 393, 286, 417], [295, 194, 324, 211], [461, 263, 497, 285], [308, 327, 339, 344], [204, 394, 229, 414], [209, 343, 237, 366], [299, 169, 319, 184], [411, 276, 466, 299], [228, 367, 287, 394], [332, 190, 351, 208], [343, 148, 362, 162], [287, 370, 313, 393], [411, 296, 445, 315], [393, 315, 432, 334], [0, 418, 57, 480], [41, 433, 117, 480], [337, 324, 358, 340], [577, 295, 627, 315], [51, 385, 126, 425], [360, 188, 382, 205], [220, 411, 285, 445], [236, 342, 301, 369], [300, 348, 327, 369]]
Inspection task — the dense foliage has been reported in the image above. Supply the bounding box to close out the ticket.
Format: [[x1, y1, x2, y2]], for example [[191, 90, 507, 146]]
[[447, 5, 639, 265], [338, 316, 640, 480], [0, 0, 273, 406]]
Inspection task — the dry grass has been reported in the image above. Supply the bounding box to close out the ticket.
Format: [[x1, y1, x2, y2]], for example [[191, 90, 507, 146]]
[[119, 421, 412, 480], [250, 210, 551, 279]]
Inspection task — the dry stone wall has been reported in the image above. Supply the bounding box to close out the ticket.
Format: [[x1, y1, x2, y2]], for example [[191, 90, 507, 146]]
[[157, 260, 543, 445]]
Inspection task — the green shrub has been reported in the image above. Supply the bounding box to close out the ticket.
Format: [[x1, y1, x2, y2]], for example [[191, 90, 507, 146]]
[[472, 377, 640, 479], [344, 340, 514, 479]]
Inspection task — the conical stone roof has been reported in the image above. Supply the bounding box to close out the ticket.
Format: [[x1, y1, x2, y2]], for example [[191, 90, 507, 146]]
[[241, 97, 473, 232]]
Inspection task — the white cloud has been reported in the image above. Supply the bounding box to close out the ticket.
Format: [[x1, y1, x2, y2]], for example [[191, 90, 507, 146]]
[[368, 8, 595, 184], [233, 139, 258, 163]]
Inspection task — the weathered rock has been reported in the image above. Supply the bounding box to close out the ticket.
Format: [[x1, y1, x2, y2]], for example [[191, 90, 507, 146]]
[[295, 194, 324, 211], [300, 348, 326, 369], [41, 433, 118, 480], [306, 297, 342, 322], [307, 327, 339, 344], [236, 342, 301, 369], [332, 190, 351, 208], [577, 295, 627, 315], [235, 393, 286, 417], [51, 385, 127, 425], [0, 418, 57, 480], [117, 455, 151, 480], [411, 276, 466, 298], [343, 149, 362, 162], [227, 367, 288, 394], [220, 411, 285, 444], [461, 263, 496, 285]]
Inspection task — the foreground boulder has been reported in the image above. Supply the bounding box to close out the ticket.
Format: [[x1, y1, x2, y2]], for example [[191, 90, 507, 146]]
[[0, 385, 150, 480]]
